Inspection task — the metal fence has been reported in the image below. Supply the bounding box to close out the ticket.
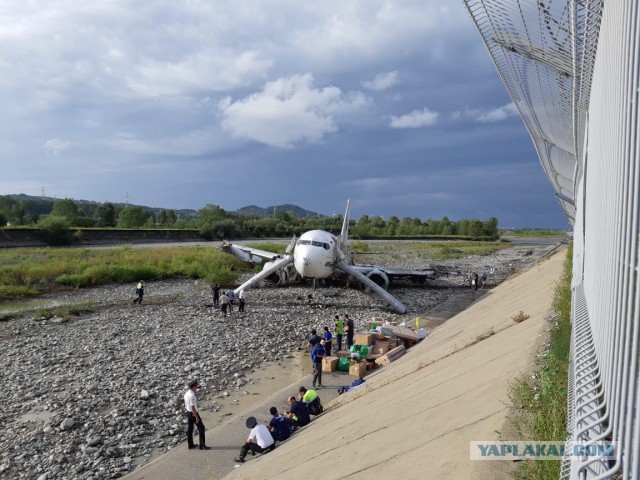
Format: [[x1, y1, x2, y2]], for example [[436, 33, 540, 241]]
[[462, 1, 639, 478]]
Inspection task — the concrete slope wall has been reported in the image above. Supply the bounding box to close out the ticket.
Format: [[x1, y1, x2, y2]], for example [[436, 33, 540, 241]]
[[225, 249, 566, 480]]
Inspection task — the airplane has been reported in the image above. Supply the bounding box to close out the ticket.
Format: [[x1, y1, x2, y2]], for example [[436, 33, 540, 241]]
[[218, 200, 448, 314]]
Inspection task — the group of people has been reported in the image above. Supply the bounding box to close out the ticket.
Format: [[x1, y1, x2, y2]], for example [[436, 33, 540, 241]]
[[467, 271, 487, 291], [183, 378, 324, 464], [234, 385, 324, 463], [305, 313, 356, 388], [211, 284, 245, 316]]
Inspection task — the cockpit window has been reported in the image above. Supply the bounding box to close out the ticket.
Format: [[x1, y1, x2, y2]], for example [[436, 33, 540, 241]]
[[297, 240, 311, 246], [311, 241, 330, 250]]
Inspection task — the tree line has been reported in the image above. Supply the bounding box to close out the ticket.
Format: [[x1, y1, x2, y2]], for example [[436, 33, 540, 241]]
[[0, 195, 499, 241]]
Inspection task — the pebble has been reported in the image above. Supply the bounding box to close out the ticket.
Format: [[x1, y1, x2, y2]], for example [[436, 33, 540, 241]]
[[0, 241, 553, 479]]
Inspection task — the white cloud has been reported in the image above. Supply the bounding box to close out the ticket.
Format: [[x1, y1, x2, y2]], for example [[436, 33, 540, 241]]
[[219, 73, 366, 148], [42, 138, 71, 155], [453, 103, 519, 123], [390, 108, 439, 128], [362, 71, 398, 91]]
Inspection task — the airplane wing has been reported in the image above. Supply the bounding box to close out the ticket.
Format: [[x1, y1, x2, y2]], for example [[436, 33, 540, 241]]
[[218, 240, 282, 264], [233, 255, 294, 295], [335, 261, 407, 314]]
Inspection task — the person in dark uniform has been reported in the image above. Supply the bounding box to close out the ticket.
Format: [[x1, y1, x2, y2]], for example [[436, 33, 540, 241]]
[[345, 314, 355, 350], [212, 284, 220, 307], [133, 280, 144, 304]]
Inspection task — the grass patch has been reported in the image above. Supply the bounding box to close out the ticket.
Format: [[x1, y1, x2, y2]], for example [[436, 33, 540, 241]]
[[0, 245, 252, 298], [509, 245, 572, 479], [404, 241, 511, 260]]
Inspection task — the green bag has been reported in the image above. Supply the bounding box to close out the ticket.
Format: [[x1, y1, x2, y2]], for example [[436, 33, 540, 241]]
[[338, 357, 350, 371], [350, 344, 369, 357]]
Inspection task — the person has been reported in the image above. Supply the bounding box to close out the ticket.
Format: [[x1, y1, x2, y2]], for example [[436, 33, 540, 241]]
[[472, 272, 479, 291], [311, 339, 325, 388], [284, 395, 310, 429], [219, 291, 230, 316], [299, 386, 324, 415], [334, 315, 344, 352], [268, 406, 292, 442], [226, 290, 235, 312], [345, 314, 355, 350], [133, 280, 144, 304], [238, 289, 245, 312], [211, 284, 220, 307], [234, 416, 275, 463], [467, 270, 474, 288], [184, 379, 210, 450], [306, 329, 321, 355], [323, 326, 333, 357]]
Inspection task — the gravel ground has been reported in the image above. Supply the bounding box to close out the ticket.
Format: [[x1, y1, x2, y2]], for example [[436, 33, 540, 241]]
[[0, 241, 558, 480]]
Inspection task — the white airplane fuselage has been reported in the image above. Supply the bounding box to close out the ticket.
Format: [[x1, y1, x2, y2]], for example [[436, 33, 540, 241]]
[[293, 230, 338, 279]]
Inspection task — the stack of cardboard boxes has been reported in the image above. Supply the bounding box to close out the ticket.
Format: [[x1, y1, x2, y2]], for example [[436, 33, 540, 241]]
[[321, 320, 421, 378]]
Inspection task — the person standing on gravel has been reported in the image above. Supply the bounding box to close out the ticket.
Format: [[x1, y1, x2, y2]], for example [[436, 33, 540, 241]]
[[334, 315, 344, 352], [184, 379, 210, 450], [219, 291, 230, 316], [211, 284, 220, 307], [238, 289, 245, 312], [133, 280, 144, 304], [345, 314, 355, 350]]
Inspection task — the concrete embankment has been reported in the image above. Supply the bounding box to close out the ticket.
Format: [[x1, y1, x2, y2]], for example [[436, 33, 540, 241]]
[[125, 248, 566, 480]]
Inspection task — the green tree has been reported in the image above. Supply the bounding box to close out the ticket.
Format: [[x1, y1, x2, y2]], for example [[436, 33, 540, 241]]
[[94, 202, 118, 227], [386, 216, 400, 236], [158, 209, 177, 227], [0, 211, 7, 227], [51, 199, 80, 221], [118, 206, 152, 228], [483, 217, 499, 239], [198, 204, 227, 226]]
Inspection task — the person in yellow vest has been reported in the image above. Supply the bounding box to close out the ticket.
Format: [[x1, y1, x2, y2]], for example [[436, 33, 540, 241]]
[[299, 386, 324, 415], [133, 280, 144, 304], [334, 315, 344, 352]]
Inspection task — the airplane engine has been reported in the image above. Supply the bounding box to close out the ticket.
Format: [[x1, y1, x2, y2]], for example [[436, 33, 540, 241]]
[[263, 261, 288, 286], [365, 269, 389, 291]]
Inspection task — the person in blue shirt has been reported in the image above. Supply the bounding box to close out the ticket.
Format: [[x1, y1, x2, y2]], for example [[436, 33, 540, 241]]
[[268, 406, 292, 441], [311, 340, 326, 388], [323, 326, 333, 357]]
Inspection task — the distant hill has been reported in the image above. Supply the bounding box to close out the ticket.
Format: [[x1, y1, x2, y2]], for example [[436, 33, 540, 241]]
[[2, 194, 321, 220], [4, 194, 198, 219], [233, 204, 325, 219]]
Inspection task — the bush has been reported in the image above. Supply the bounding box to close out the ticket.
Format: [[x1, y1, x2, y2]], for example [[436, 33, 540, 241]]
[[56, 274, 90, 288], [37, 216, 74, 245]]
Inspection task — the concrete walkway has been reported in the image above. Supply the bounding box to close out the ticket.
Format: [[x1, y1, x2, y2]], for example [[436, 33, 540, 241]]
[[126, 248, 566, 480]]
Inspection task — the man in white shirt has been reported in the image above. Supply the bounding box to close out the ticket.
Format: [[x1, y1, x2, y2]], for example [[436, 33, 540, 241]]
[[184, 379, 210, 450], [234, 416, 275, 463]]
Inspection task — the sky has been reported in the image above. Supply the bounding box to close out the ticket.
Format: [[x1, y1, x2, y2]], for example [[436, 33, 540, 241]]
[[0, 1, 569, 229]]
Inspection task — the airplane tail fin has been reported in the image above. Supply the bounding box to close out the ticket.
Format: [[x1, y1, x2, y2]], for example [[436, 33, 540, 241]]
[[338, 199, 350, 257]]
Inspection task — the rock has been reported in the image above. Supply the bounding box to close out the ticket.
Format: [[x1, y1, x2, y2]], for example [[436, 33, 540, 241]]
[[60, 418, 75, 431]]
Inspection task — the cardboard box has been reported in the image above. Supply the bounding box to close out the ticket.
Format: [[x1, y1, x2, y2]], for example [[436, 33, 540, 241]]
[[336, 351, 351, 358], [372, 340, 390, 355], [322, 356, 338, 372], [374, 344, 406, 366], [355, 333, 374, 346], [349, 360, 366, 378]]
